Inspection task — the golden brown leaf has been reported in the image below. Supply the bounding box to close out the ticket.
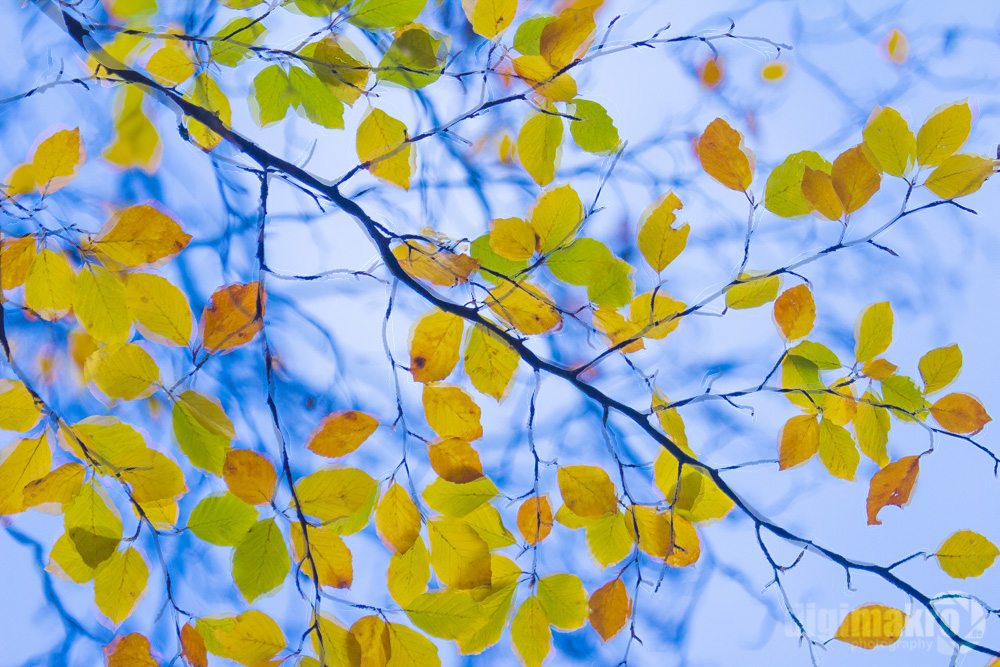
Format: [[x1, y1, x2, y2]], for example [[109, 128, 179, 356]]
[[307, 410, 379, 458], [517, 495, 553, 545], [866, 455, 919, 525], [588, 579, 631, 642], [201, 282, 265, 351], [773, 284, 816, 342], [223, 449, 277, 506], [697, 118, 753, 191], [931, 393, 991, 434], [427, 437, 484, 483]]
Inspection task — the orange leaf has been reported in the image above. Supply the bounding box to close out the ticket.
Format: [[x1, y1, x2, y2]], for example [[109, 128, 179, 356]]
[[931, 393, 992, 434], [104, 633, 157, 667], [223, 449, 277, 505], [773, 284, 815, 342], [697, 118, 753, 191], [831, 145, 881, 214], [866, 455, 919, 525], [427, 437, 484, 483], [307, 410, 379, 458], [180, 623, 208, 667], [698, 57, 723, 88], [801, 167, 844, 220], [201, 282, 265, 350], [392, 242, 479, 287], [517, 495, 553, 545], [588, 579, 631, 642], [778, 414, 819, 470]]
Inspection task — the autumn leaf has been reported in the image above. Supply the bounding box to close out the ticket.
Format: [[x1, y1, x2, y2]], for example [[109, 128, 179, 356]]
[[558, 465, 617, 517], [834, 604, 906, 649], [201, 282, 265, 351], [935, 530, 1000, 578], [916, 101, 971, 167], [357, 107, 413, 189], [930, 393, 991, 434], [306, 410, 379, 458], [104, 633, 157, 667], [223, 449, 277, 505], [866, 456, 919, 525], [697, 118, 754, 191], [517, 495, 553, 545], [427, 437, 484, 483], [831, 144, 881, 214], [773, 284, 816, 341], [589, 579, 631, 642], [862, 107, 916, 177], [32, 127, 85, 193]]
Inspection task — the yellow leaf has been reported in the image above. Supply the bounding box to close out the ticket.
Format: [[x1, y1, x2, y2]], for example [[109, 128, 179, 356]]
[[834, 605, 906, 649], [511, 597, 551, 667], [464, 324, 519, 401], [0, 379, 41, 432], [725, 272, 780, 309], [223, 449, 276, 505], [146, 42, 196, 86], [625, 506, 700, 566], [74, 265, 131, 344], [388, 537, 430, 606], [173, 390, 234, 474], [917, 101, 971, 167], [0, 434, 52, 515], [357, 107, 412, 189], [104, 87, 162, 174], [761, 61, 788, 81], [184, 73, 231, 151], [489, 217, 535, 261], [517, 495, 553, 545], [201, 282, 264, 350], [464, 504, 515, 550], [93, 204, 192, 267], [405, 588, 490, 640], [919, 344, 962, 394], [124, 273, 192, 346], [308, 34, 370, 105], [511, 55, 578, 102], [588, 579, 630, 642], [824, 375, 857, 427], [198, 610, 285, 665], [290, 521, 353, 589], [861, 358, 898, 381], [818, 418, 859, 481], [422, 476, 498, 518], [0, 236, 37, 289], [884, 29, 908, 65], [295, 467, 378, 527], [778, 414, 819, 470], [47, 531, 99, 583], [558, 465, 616, 517], [855, 301, 893, 363], [410, 308, 463, 383], [536, 573, 587, 630], [653, 449, 734, 524], [3, 163, 37, 196], [528, 184, 583, 254], [117, 447, 187, 502], [427, 437, 484, 483], [773, 284, 815, 341], [104, 633, 157, 667], [307, 410, 379, 458], [428, 517, 492, 589], [311, 614, 361, 666], [585, 511, 632, 567], [375, 483, 421, 553], [592, 307, 644, 353], [517, 110, 563, 186], [23, 462, 85, 507], [935, 530, 999, 578], [924, 154, 998, 199], [423, 384, 483, 440], [539, 7, 595, 68], [930, 392, 991, 434], [697, 118, 754, 192], [63, 482, 122, 569], [801, 166, 845, 220], [637, 192, 689, 273], [831, 144, 881, 214], [863, 107, 916, 177], [629, 290, 685, 339], [392, 241, 479, 286], [465, 0, 517, 39], [86, 343, 159, 400], [24, 248, 77, 320], [32, 127, 85, 192], [350, 615, 390, 667], [866, 455, 919, 525], [94, 547, 148, 624], [386, 621, 440, 666]]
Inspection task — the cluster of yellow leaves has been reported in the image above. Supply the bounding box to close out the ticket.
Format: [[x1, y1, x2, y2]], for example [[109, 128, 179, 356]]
[[765, 101, 998, 221]]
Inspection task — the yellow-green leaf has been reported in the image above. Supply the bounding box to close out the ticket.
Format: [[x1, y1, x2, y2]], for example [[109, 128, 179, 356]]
[[916, 101, 971, 167], [422, 475, 498, 518], [349, 0, 427, 30], [74, 265, 130, 344], [405, 588, 490, 640], [125, 273, 193, 346], [529, 184, 583, 254], [778, 414, 819, 470], [463, 324, 519, 401], [558, 465, 616, 517], [250, 64, 295, 127], [466, 0, 517, 39], [290, 521, 353, 589], [818, 418, 859, 481], [863, 107, 916, 176], [423, 384, 483, 441], [765, 151, 831, 217], [0, 434, 51, 514], [726, 272, 780, 309], [428, 517, 491, 589], [585, 511, 632, 567], [0, 235, 37, 289], [32, 128, 85, 192], [376, 483, 422, 553], [24, 248, 76, 320], [518, 110, 563, 186], [919, 344, 962, 394], [388, 537, 430, 606], [0, 380, 41, 432], [295, 467, 378, 527], [173, 390, 234, 474], [146, 42, 196, 86], [184, 73, 231, 151], [94, 547, 148, 624], [357, 108, 412, 190], [64, 483, 122, 569], [186, 493, 257, 546], [232, 518, 290, 603], [489, 217, 535, 261], [198, 610, 285, 666], [537, 573, 587, 630], [924, 154, 998, 199], [86, 343, 159, 400], [23, 462, 85, 507], [568, 99, 620, 154], [511, 597, 551, 667], [637, 192, 688, 273], [935, 530, 999, 578], [854, 391, 891, 467], [855, 302, 893, 363]]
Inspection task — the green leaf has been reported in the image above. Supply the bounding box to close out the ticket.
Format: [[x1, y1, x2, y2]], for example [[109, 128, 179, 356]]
[[378, 24, 443, 89], [518, 110, 563, 186], [765, 151, 831, 217], [187, 493, 257, 546], [250, 65, 295, 127], [288, 67, 344, 129], [232, 518, 290, 603], [211, 18, 267, 67], [173, 390, 234, 475], [863, 107, 916, 177], [855, 302, 893, 363], [587, 259, 632, 309], [64, 483, 122, 569], [422, 476, 498, 518], [514, 15, 556, 55], [349, 0, 427, 30], [725, 272, 780, 309], [470, 234, 527, 284], [406, 589, 490, 640], [882, 375, 929, 421], [568, 100, 620, 154]]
